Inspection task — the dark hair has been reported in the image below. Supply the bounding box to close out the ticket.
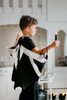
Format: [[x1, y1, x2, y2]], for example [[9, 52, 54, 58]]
[[19, 15, 38, 31]]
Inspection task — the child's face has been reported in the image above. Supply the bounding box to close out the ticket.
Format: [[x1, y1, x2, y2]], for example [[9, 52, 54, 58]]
[[27, 24, 37, 37]]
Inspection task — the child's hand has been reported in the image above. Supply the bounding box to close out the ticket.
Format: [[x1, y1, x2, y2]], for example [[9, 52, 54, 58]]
[[16, 32, 22, 40], [14, 32, 22, 48], [51, 40, 60, 48]]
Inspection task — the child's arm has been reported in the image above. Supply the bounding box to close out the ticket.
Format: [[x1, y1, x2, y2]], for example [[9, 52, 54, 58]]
[[32, 40, 60, 55]]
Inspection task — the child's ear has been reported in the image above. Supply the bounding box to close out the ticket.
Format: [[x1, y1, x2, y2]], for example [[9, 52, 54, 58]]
[[25, 27, 29, 32]]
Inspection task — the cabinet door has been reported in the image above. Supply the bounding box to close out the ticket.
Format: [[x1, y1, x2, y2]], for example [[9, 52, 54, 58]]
[[7, 75, 21, 99], [0, 75, 7, 96]]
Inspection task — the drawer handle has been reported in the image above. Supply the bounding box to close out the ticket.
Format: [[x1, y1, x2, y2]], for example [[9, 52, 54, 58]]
[[0, 75, 4, 76], [5, 70, 7, 72], [0, 70, 2, 72]]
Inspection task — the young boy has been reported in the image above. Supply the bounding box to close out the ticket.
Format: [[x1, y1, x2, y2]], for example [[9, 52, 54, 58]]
[[13, 15, 60, 100]]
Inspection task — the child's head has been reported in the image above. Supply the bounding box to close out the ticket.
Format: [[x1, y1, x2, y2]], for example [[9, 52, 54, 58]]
[[19, 15, 38, 31]]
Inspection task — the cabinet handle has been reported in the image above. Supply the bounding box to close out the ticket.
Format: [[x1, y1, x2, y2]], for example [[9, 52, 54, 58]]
[[5, 70, 7, 72], [9, 75, 11, 76], [0, 70, 2, 72], [0, 75, 4, 76]]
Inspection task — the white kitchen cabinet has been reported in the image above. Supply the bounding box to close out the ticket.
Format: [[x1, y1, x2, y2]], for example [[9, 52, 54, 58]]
[[0, 75, 7, 96], [0, 67, 21, 100], [7, 75, 21, 100]]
